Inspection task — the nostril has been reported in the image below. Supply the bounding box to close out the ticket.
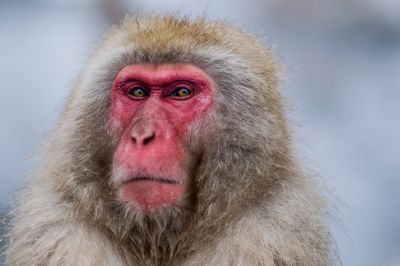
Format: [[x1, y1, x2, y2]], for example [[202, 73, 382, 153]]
[[130, 125, 155, 146], [131, 133, 154, 145], [143, 132, 155, 145]]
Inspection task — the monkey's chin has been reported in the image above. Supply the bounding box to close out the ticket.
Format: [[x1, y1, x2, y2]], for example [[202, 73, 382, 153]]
[[119, 180, 183, 211]]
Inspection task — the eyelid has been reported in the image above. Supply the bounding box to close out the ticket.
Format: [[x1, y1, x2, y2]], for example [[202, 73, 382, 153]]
[[119, 80, 146, 91], [171, 83, 193, 92]]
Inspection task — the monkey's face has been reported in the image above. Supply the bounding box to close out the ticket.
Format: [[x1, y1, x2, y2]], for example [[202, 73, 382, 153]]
[[109, 64, 213, 212]]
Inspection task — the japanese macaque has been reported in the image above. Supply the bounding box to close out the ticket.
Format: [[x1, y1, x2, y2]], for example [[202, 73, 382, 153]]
[[5, 16, 333, 265]]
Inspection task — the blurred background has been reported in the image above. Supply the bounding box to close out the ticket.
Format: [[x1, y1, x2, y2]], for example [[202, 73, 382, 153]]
[[0, 0, 399, 265]]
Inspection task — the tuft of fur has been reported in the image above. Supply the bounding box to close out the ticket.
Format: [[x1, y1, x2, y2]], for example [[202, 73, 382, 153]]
[[5, 16, 335, 265]]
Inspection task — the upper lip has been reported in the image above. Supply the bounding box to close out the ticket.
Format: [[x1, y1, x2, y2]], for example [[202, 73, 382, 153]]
[[123, 176, 179, 185]]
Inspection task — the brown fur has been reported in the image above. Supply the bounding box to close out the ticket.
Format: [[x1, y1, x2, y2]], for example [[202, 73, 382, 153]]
[[5, 16, 334, 265]]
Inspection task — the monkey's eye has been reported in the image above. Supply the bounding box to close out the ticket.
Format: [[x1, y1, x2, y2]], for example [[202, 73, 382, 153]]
[[127, 86, 149, 99], [169, 86, 193, 99]]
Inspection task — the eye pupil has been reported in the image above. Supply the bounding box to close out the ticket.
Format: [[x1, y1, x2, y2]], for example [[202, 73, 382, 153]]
[[172, 86, 192, 97], [135, 90, 143, 96], [128, 86, 147, 98], [179, 88, 189, 96]]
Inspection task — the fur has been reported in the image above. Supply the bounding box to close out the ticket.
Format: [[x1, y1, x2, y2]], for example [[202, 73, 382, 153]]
[[5, 16, 334, 265]]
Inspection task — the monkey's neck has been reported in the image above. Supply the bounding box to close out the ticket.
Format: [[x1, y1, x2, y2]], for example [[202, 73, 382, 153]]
[[99, 208, 238, 265]]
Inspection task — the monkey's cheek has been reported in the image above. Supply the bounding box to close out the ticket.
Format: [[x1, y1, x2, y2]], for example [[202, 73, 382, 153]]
[[119, 182, 184, 211]]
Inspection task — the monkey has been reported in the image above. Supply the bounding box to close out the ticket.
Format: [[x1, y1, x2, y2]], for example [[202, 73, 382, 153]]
[[4, 16, 334, 265]]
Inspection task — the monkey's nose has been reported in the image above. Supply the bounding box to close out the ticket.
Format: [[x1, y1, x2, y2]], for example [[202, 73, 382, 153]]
[[130, 127, 155, 146]]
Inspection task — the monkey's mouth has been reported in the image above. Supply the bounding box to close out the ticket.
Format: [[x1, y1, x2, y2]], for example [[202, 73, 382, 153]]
[[118, 176, 183, 209], [124, 176, 179, 185]]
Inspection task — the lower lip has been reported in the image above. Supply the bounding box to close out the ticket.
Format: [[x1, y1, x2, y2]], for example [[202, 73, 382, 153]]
[[119, 179, 183, 210]]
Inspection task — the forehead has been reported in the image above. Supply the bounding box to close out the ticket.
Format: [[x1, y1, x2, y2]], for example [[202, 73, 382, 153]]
[[113, 64, 214, 86]]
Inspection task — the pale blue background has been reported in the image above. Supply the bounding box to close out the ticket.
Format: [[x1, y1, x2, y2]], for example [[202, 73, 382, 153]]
[[1, 1, 399, 265]]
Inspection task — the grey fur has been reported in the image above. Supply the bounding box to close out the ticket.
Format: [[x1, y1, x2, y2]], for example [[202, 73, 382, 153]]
[[5, 16, 334, 265]]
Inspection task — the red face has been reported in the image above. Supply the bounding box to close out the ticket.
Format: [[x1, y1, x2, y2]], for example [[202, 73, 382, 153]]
[[110, 64, 213, 211]]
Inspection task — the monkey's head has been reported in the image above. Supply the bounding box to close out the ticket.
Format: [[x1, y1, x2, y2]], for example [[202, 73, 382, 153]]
[[48, 16, 290, 242]]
